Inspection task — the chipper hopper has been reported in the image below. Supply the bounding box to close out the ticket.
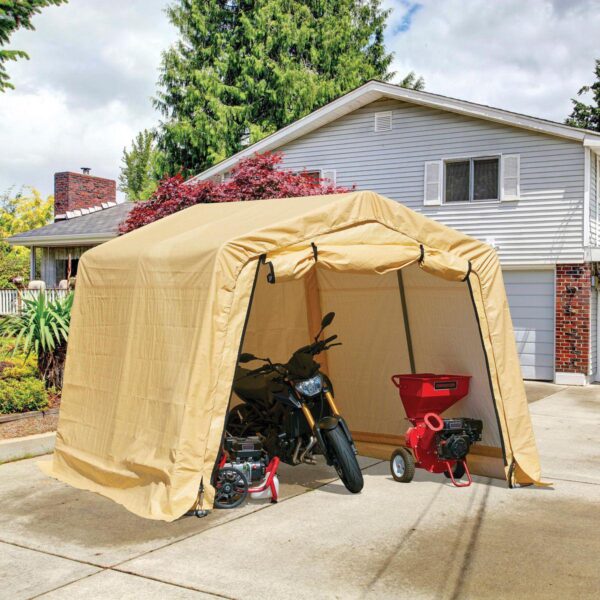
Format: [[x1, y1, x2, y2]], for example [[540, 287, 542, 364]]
[[390, 373, 483, 487]]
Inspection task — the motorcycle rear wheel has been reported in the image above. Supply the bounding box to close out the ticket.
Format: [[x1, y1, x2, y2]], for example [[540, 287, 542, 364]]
[[324, 426, 364, 493]]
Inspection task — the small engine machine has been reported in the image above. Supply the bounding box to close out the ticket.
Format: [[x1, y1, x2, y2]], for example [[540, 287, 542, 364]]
[[436, 417, 483, 461], [390, 373, 483, 487], [214, 436, 281, 508]]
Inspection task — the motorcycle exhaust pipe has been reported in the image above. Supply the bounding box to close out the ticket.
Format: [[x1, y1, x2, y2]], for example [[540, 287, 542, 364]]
[[300, 436, 317, 464], [292, 438, 303, 465]]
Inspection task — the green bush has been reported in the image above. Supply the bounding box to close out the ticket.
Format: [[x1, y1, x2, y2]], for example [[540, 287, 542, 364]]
[[0, 357, 38, 380], [0, 291, 73, 389], [0, 376, 48, 414]]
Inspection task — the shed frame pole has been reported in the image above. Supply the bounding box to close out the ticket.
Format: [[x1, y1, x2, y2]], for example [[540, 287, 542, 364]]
[[397, 269, 416, 374]]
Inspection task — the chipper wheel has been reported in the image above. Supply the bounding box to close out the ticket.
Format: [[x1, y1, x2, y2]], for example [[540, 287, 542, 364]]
[[390, 447, 415, 483], [214, 468, 249, 509]]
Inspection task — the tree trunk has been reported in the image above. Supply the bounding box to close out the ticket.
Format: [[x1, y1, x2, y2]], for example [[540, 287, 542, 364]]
[[38, 344, 67, 390]]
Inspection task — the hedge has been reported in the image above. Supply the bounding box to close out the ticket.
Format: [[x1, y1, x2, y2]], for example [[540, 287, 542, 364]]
[[0, 358, 49, 414]]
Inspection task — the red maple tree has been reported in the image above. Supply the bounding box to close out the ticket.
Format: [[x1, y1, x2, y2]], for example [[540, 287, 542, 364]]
[[119, 152, 351, 234]]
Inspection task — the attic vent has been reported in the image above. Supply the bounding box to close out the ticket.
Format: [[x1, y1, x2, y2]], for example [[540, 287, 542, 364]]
[[374, 111, 393, 132]]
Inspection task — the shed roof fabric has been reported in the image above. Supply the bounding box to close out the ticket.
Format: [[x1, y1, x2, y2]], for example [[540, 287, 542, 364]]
[[40, 191, 543, 521]]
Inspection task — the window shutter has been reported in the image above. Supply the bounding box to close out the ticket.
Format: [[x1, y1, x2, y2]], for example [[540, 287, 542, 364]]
[[374, 111, 393, 132], [501, 154, 520, 200], [423, 161, 442, 205], [321, 169, 336, 186]]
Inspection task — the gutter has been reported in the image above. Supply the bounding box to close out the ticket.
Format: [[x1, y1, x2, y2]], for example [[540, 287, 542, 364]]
[[6, 233, 117, 248], [583, 137, 600, 151]]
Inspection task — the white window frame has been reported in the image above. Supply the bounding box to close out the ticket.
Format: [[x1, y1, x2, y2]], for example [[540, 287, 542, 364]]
[[442, 155, 501, 204], [293, 168, 336, 185]]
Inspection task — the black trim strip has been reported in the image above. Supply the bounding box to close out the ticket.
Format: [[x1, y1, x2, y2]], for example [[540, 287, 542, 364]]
[[210, 258, 263, 487], [463, 261, 472, 282], [311, 242, 318, 262], [397, 269, 416, 374], [465, 274, 509, 475], [419, 244, 425, 263]]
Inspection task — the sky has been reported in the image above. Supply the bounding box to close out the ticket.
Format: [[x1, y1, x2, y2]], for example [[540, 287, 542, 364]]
[[0, 0, 599, 199]]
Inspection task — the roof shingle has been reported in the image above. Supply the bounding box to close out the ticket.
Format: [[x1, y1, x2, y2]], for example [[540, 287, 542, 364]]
[[7, 202, 133, 245]]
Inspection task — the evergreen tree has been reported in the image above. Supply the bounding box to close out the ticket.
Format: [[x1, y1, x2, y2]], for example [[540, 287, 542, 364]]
[[155, 0, 413, 177], [118, 130, 162, 201], [566, 59, 600, 132], [0, 0, 68, 92]]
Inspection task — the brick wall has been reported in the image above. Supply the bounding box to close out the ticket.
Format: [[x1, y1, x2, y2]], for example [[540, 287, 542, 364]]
[[555, 264, 592, 375], [54, 172, 116, 218]]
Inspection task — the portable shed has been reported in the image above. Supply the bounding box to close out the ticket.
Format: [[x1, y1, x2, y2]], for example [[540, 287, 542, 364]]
[[41, 190, 543, 521]]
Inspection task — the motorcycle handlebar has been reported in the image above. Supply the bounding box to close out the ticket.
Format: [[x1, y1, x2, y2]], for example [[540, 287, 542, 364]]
[[237, 334, 341, 376]]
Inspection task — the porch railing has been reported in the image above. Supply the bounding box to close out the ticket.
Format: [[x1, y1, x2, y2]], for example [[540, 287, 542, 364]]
[[0, 289, 70, 315]]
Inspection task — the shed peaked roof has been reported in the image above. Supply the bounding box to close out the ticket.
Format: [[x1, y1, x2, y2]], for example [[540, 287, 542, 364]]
[[190, 80, 600, 184]]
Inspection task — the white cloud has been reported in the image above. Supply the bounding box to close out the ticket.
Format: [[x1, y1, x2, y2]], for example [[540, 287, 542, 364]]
[[384, 0, 600, 121], [0, 0, 598, 199], [0, 0, 176, 198]]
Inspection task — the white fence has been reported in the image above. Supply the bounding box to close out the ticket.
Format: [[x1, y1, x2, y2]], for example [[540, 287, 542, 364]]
[[0, 289, 70, 315]]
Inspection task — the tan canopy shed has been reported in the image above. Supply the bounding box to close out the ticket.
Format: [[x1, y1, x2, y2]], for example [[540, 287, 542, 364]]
[[41, 190, 544, 521]]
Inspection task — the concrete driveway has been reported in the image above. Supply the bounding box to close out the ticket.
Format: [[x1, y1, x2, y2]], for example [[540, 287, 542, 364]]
[[1, 382, 599, 599]]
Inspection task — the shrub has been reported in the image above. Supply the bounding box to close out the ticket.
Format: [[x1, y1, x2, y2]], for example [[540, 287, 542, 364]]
[[0, 291, 73, 389], [0, 357, 38, 380], [119, 152, 352, 233], [0, 376, 48, 414]]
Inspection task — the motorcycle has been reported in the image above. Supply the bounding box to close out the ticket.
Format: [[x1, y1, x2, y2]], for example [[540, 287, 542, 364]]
[[227, 312, 364, 494]]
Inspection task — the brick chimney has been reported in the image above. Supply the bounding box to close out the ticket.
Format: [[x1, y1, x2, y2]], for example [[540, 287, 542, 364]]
[[54, 170, 116, 220]]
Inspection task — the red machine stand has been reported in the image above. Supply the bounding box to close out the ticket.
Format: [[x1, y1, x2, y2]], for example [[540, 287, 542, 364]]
[[390, 373, 480, 488]]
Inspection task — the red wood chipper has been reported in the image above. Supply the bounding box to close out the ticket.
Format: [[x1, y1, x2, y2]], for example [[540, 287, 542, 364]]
[[390, 373, 483, 487]]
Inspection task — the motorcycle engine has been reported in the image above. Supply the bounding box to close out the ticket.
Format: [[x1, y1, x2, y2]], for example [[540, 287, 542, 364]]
[[223, 436, 268, 483], [436, 418, 483, 460]]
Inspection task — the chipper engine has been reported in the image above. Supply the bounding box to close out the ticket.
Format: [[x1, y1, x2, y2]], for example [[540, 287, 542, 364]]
[[389, 373, 483, 487]]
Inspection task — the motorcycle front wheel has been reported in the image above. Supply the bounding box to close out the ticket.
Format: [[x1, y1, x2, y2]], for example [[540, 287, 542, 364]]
[[324, 426, 364, 493]]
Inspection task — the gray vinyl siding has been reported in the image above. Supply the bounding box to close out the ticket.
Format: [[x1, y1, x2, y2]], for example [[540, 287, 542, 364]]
[[278, 98, 586, 265]]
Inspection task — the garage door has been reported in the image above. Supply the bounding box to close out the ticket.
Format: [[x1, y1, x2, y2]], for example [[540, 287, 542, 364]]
[[503, 270, 554, 381]]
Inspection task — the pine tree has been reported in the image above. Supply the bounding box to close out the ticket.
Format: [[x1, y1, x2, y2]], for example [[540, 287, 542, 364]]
[[566, 59, 600, 132], [155, 0, 413, 177], [118, 130, 162, 201]]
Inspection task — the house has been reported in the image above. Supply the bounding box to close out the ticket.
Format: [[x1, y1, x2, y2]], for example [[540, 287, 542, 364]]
[[191, 81, 600, 386], [8, 81, 600, 386], [6, 170, 132, 287]]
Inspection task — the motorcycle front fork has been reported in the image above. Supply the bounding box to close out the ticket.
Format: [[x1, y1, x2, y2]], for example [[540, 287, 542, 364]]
[[299, 389, 340, 427]]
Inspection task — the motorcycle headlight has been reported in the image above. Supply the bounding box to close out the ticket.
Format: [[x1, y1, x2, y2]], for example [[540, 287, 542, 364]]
[[294, 374, 323, 397]]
